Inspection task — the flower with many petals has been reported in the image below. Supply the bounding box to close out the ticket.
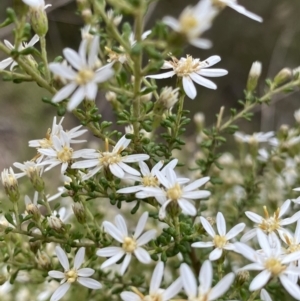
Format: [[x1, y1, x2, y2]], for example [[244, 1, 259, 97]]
[[180, 260, 234, 301], [97, 212, 156, 275], [48, 246, 101, 301], [121, 262, 182, 301], [72, 135, 149, 180], [49, 36, 114, 111], [163, 0, 218, 49], [192, 212, 245, 260], [136, 169, 210, 219], [235, 229, 300, 299], [147, 55, 227, 99]]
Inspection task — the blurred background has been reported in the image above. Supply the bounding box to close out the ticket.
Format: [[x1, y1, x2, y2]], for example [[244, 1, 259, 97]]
[[0, 0, 300, 169]]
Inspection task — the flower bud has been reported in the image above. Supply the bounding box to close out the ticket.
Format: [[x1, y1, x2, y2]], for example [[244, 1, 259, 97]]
[[1, 168, 20, 203], [271, 156, 285, 173], [294, 109, 300, 124], [236, 270, 250, 286], [29, 7, 48, 37], [194, 112, 205, 132], [247, 61, 262, 92], [105, 91, 117, 102], [82, 9, 92, 23], [35, 250, 51, 270], [158, 87, 179, 110], [29, 240, 41, 253], [27, 166, 44, 192], [47, 216, 64, 233], [26, 203, 41, 221], [107, 9, 123, 26], [72, 202, 86, 224], [274, 68, 292, 86]]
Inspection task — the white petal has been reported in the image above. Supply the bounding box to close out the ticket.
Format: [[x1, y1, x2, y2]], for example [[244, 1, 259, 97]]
[[191, 241, 214, 248], [109, 163, 125, 178], [77, 277, 102, 289], [115, 214, 128, 236], [260, 289, 272, 301], [257, 229, 271, 257], [162, 16, 180, 31], [100, 251, 125, 269], [48, 271, 65, 279], [180, 263, 197, 298], [182, 190, 211, 199], [198, 68, 228, 77], [52, 83, 78, 103], [71, 159, 99, 169], [155, 170, 171, 189], [103, 221, 124, 243], [122, 154, 150, 163], [199, 260, 212, 294], [134, 247, 151, 263], [50, 283, 71, 301], [209, 248, 223, 261], [225, 223, 245, 240], [63, 48, 84, 70], [67, 86, 86, 111], [136, 229, 157, 246], [117, 186, 144, 194], [182, 76, 197, 99], [77, 268, 95, 277], [209, 272, 235, 300], [146, 70, 176, 79], [189, 73, 217, 90], [216, 212, 226, 236], [240, 229, 257, 242], [28, 34, 39, 46], [49, 63, 76, 79], [94, 66, 114, 83], [139, 161, 150, 176], [0, 58, 13, 70], [234, 242, 258, 262], [183, 177, 210, 191], [226, 2, 263, 22], [203, 55, 221, 67], [245, 211, 263, 223], [85, 82, 98, 100], [279, 199, 291, 217], [74, 247, 85, 269], [239, 263, 264, 271], [97, 247, 123, 257], [150, 262, 164, 294], [134, 212, 148, 239], [55, 246, 69, 271], [249, 270, 271, 291], [120, 253, 132, 275], [121, 292, 141, 301], [279, 274, 300, 299], [88, 36, 99, 68], [178, 199, 197, 216], [163, 277, 182, 301], [200, 216, 216, 237], [189, 38, 212, 49], [117, 162, 140, 176]]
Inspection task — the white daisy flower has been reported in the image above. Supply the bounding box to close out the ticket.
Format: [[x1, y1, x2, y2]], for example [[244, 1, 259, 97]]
[[241, 200, 300, 242], [49, 36, 114, 111], [1, 167, 19, 201], [13, 161, 43, 179], [146, 55, 228, 99], [121, 262, 182, 301], [48, 246, 101, 301], [96, 212, 156, 275], [180, 260, 234, 301], [136, 169, 210, 219], [71, 135, 149, 180], [234, 131, 274, 144], [213, 0, 263, 22], [192, 212, 245, 260], [37, 131, 92, 174], [163, 0, 218, 49], [117, 159, 179, 194], [0, 35, 39, 70], [235, 229, 300, 299]]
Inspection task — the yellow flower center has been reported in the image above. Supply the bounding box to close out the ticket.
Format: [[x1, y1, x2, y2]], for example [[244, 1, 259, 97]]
[[142, 175, 159, 187], [100, 152, 122, 166], [122, 237, 137, 252], [65, 269, 78, 283], [144, 294, 163, 301], [166, 183, 182, 201], [76, 69, 95, 85], [190, 294, 209, 301], [57, 146, 73, 163], [213, 235, 227, 248], [258, 206, 281, 233], [179, 14, 199, 34], [170, 56, 205, 77], [264, 258, 286, 276]]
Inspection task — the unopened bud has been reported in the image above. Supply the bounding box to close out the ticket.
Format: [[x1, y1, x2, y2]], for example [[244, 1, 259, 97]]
[[247, 61, 262, 92], [1, 168, 20, 202], [29, 7, 48, 37], [236, 270, 249, 286], [278, 124, 289, 140], [26, 203, 41, 221], [271, 156, 285, 173], [294, 109, 300, 124], [28, 167, 44, 192], [274, 68, 292, 86], [194, 112, 205, 131], [141, 92, 152, 102], [107, 9, 123, 26], [105, 91, 117, 102], [29, 240, 41, 253], [158, 87, 179, 109], [47, 216, 64, 233], [82, 9, 92, 23], [35, 250, 51, 270], [72, 202, 86, 224]]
